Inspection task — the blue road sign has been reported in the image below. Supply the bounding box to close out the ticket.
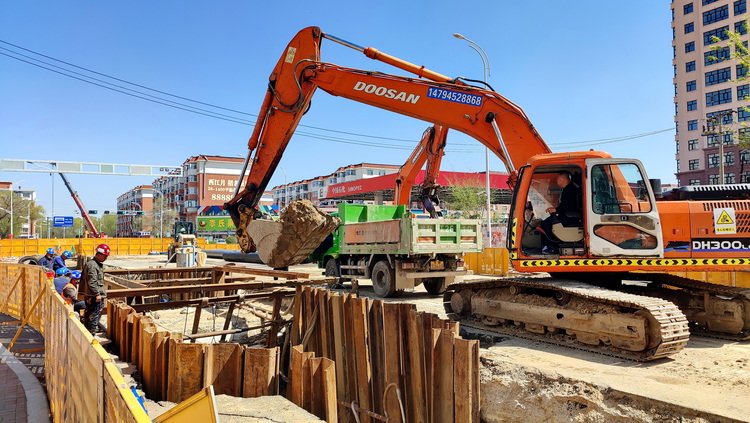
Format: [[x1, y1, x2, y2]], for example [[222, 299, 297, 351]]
[[53, 216, 74, 228]]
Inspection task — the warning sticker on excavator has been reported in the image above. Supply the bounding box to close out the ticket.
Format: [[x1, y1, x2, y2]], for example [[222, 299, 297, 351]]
[[713, 208, 737, 234]]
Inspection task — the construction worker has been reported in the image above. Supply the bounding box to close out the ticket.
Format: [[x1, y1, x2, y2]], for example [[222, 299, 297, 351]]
[[53, 250, 73, 271], [37, 248, 56, 270], [82, 244, 110, 335], [62, 270, 85, 314], [53, 267, 71, 294]]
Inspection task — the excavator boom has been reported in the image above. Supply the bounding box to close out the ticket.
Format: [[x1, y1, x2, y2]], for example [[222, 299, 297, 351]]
[[225, 26, 550, 259], [394, 125, 448, 217]]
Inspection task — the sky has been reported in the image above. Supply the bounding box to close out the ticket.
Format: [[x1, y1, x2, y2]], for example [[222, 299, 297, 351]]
[[0, 1, 677, 218]]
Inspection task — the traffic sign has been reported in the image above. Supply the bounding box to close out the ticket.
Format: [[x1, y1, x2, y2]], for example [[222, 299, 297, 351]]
[[53, 216, 74, 228]]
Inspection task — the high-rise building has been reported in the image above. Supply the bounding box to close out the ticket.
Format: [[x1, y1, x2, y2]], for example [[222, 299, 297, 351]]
[[673, 0, 750, 185]]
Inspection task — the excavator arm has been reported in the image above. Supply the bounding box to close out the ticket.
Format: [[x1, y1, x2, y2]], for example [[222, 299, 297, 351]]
[[225, 26, 550, 257], [394, 125, 448, 217]]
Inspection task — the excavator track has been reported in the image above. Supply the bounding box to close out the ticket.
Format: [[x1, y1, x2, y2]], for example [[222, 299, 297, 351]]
[[617, 273, 750, 342], [443, 278, 691, 361]]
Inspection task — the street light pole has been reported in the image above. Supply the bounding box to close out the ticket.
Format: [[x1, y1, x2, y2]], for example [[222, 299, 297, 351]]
[[453, 32, 493, 247]]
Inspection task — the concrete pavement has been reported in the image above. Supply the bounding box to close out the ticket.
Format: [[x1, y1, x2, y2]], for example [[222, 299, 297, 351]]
[[0, 313, 50, 423]]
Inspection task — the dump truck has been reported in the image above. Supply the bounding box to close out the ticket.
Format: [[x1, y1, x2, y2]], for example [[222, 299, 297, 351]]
[[310, 203, 482, 297]]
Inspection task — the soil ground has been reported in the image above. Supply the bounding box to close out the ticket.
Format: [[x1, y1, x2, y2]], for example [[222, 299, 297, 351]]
[[103, 255, 750, 423]]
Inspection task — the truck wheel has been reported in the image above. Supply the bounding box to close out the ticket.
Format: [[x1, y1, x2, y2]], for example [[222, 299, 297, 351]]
[[324, 259, 340, 277], [18, 255, 41, 265], [372, 260, 396, 297], [423, 277, 447, 295]]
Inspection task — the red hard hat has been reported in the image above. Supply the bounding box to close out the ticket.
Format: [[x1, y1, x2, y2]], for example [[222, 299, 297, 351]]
[[95, 244, 111, 256]]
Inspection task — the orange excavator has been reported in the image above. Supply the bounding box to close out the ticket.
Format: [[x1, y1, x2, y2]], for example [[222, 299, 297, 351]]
[[225, 26, 750, 360], [393, 125, 448, 217]]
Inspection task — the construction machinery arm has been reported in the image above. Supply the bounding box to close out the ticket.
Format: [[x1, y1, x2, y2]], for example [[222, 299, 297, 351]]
[[58, 173, 100, 237], [225, 26, 550, 253], [394, 125, 448, 217]]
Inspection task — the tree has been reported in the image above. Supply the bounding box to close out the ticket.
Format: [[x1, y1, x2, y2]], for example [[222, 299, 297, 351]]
[[140, 197, 180, 237], [0, 191, 46, 238], [442, 174, 486, 219], [711, 19, 750, 150]]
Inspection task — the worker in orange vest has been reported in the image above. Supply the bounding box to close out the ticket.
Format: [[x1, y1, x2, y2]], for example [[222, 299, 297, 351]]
[[62, 270, 85, 314]]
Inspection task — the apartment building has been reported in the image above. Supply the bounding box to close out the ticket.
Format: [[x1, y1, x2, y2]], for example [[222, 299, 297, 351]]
[[673, 0, 750, 185], [117, 155, 274, 238], [272, 163, 400, 207]]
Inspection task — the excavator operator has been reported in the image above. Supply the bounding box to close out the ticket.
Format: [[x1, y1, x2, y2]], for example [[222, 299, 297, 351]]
[[539, 171, 581, 254]]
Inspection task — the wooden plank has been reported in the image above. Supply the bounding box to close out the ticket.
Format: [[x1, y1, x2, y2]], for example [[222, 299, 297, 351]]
[[219, 301, 237, 343], [243, 346, 279, 397], [131, 315, 142, 370], [204, 343, 243, 396], [108, 281, 294, 298], [106, 300, 114, 339], [320, 358, 338, 423], [212, 265, 310, 279], [289, 345, 314, 408], [307, 357, 323, 416], [351, 297, 372, 423], [290, 287, 303, 346], [421, 312, 436, 423], [303, 287, 315, 353], [124, 312, 135, 362], [141, 325, 156, 398], [190, 298, 208, 343], [369, 300, 385, 417], [317, 290, 330, 359], [105, 266, 214, 276], [342, 294, 358, 409], [160, 332, 180, 401], [169, 343, 205, 403], [267, 292, 283, 347], [130, 290, 294, 313], [404, 307, 426, 423], [330, 294, 348, 406], [453, 338, 479, 423], [433, 329, 454, 423], [382, 302, 404, 422]]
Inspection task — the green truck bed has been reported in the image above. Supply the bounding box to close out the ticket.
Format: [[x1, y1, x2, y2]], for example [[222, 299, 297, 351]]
[[336, 204, 482, 255]]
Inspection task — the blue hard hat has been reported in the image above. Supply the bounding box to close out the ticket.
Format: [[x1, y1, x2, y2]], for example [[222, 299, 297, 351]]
[[70, 270, 82, 279], [62, 251, 72, 258], [55, 267, 70, 276], [46, 248, 55, 255]]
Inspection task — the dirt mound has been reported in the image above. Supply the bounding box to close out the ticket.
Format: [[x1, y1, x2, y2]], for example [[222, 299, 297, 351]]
[[247, 200, 340, 268]]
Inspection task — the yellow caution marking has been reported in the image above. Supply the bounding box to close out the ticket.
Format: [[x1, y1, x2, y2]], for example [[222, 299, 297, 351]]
[[517, 258, 750, 267]]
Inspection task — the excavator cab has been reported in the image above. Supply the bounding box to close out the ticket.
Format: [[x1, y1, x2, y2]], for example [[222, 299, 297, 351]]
[[518, 164, 585, 256], [512, 154, 664, 260]]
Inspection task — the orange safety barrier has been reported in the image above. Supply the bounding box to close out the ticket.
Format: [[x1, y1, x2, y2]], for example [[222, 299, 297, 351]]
[[0, 238, 241, 258]]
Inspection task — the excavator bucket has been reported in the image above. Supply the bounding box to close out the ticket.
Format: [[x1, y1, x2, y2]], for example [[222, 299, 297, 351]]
[[246, 200, 340, 269]]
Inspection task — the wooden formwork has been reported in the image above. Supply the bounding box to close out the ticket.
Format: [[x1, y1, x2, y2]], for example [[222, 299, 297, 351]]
[[288, 287, 481, 423], [105, 264, 310, 403], [103, 265, 480, 422]]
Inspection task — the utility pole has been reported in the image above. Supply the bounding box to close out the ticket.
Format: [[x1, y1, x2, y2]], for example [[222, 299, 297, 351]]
[[702, 110, 736, 185]]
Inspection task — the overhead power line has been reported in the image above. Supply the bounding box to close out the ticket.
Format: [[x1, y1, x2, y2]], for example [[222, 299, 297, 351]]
[[0, 39, 674, 152]]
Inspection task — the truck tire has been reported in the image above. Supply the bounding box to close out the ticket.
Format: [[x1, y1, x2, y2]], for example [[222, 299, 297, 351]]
[[18, 255, 42, 265], [372, 260, 397, 298], [324, 259, 340, 277], [423, 277, 447, 295]]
